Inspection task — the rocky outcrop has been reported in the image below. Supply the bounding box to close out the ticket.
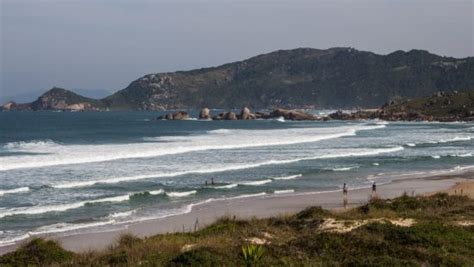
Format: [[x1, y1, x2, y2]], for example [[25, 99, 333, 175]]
[[1, 101, 17, 111], [2, 87, 103, 111], [327, 91, 474, 122], [212, 111, 238, 120], [224, 112, 238, 120], [199, 108, 211, 119], [239, 107, 253, 120], [269, 109, 318, 121], [157, 111, 190, 120]]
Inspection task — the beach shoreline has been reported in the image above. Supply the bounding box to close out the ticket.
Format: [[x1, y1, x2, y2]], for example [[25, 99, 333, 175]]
[[1, 171, 472, 255]]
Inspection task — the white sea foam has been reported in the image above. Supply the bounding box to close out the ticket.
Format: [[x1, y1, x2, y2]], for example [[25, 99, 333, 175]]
[[272, 174, 302, 180], [227, 192, 267, 199], [0, 124, 385, 171], [438, 136, 472, 143], [214, 183, 238, 189], [240, 179, 273, 186], [432, 155, 441, 159], [452, 153, 472, 157], [51, 146, 402, 189], [372, 162, 380, 166], [274, 116, 285, 122], [3, 139, 58, 150], [149, 189, 165, 195], [29, 220, 116, 235], [207, 129, 232, 134], [166, 190, 197, 197], [0, 187, 29, 196], [331, 166, 359, 172], [406, 143, 416, 147], [109, 210, 136, 218], [87, 194, 130, 204], [0, 194, 131, 219], [0, 233, 31, 246], [274, 189, 295, 194]]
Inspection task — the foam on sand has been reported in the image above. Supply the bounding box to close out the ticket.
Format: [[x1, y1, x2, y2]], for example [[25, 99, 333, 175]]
[[274, 189, 295, 194]]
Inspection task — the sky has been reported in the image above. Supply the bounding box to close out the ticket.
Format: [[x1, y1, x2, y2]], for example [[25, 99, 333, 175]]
[[1, 0, 473, 100]]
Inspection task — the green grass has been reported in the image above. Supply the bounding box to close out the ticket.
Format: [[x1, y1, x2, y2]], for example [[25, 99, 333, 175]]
[[1, 193, 473, 266]]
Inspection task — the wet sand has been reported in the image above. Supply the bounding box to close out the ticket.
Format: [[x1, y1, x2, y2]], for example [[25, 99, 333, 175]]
[[0, 173, 472, 255]]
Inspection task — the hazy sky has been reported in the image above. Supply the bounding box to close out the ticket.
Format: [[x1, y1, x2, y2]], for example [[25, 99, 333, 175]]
[[1, 0, 473, 98]]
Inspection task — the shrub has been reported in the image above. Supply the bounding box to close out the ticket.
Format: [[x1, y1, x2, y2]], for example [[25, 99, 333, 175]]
[[170, 247, 224, 266], [242, 244, 265, 266], [0, 238, 74, 266]]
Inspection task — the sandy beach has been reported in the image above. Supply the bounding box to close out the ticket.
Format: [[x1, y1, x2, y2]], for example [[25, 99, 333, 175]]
[[0, 172, 472, 255]]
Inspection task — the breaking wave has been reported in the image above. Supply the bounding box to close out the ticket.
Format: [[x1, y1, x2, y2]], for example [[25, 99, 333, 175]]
[[0, 187, 30, 196], [51, 146, 402, 189], [0, 124, 386, 171]]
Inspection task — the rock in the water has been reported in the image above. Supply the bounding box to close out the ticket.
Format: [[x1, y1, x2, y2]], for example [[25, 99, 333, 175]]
[[269, 109, 317, 121], [240, 107, 252, 120], [199, 108, 211, 119], [328, 110, 353, 120], [164, 113, 174, 120], [158, 111, 190, 120], [224, 112, 238, 120], [172, 111, 189, 120], [1, 101, 17, 111]]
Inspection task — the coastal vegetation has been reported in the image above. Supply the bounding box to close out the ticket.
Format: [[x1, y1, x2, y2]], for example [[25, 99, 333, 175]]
[[1, 193, 473, 266]]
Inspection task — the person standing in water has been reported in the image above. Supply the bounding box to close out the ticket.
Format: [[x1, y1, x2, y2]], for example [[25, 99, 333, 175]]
[[211, 177, 215, 186]]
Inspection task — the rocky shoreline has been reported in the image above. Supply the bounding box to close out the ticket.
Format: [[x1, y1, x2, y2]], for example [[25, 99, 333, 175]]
[[157, 107, 320, 121], [157, 90, 474, 122]]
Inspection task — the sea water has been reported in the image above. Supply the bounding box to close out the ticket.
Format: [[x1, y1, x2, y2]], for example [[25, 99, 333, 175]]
[[0, 111, 473, 245]]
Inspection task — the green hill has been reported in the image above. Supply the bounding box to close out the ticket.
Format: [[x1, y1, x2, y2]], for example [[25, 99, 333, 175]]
[[4, 47, 474, 111], [103, 47, 474, 110]]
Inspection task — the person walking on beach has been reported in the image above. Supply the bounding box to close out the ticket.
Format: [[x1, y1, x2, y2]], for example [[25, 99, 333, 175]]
[[342, 183, 348, 208], [372, 181, 377, 198]]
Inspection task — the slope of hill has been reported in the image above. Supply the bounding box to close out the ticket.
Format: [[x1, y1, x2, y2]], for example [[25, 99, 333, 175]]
[[3, 47, 474, 111], [1, 87, 104, 111], [381, 90, 474, 119], [103, 47, 474, 110]]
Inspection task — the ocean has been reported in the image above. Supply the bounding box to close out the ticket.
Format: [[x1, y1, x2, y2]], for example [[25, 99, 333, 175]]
[[0, 111, 473, 245]]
